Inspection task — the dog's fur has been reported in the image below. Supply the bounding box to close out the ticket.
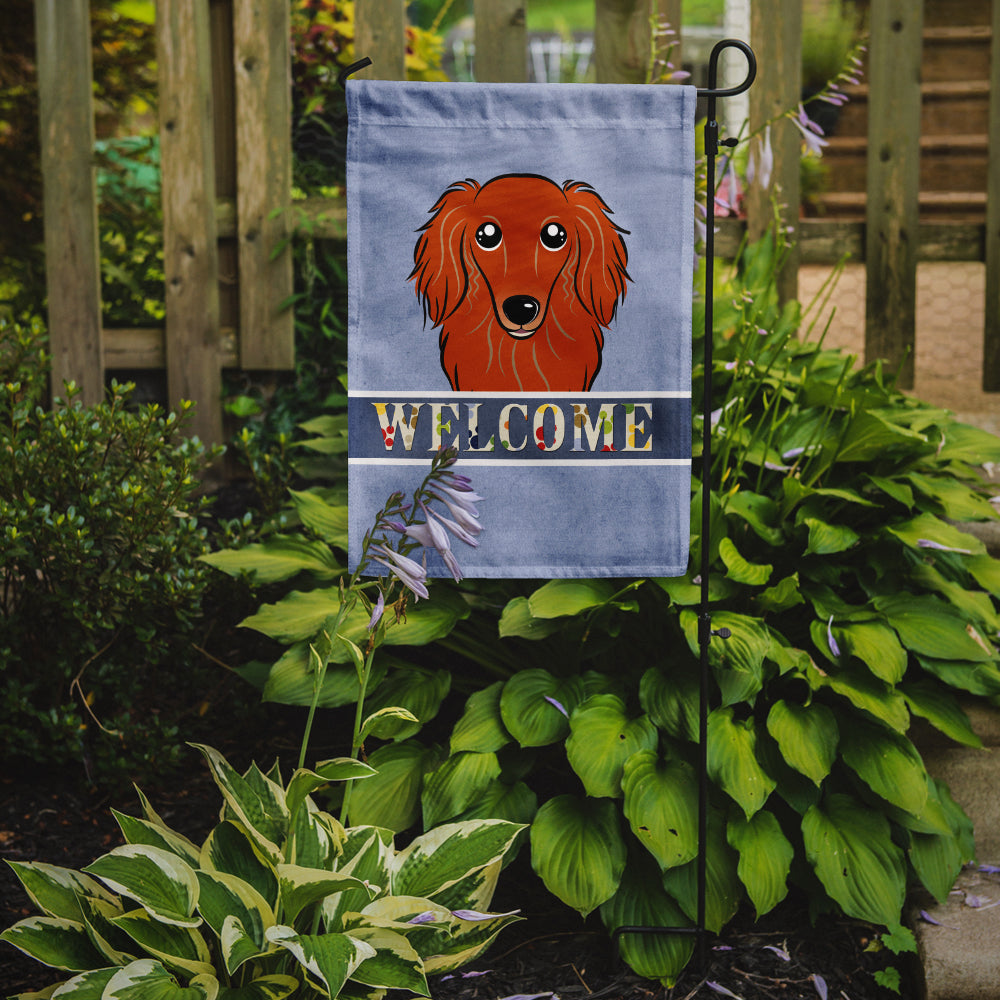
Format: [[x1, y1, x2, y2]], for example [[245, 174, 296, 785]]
[[409, 174, 630, 391]]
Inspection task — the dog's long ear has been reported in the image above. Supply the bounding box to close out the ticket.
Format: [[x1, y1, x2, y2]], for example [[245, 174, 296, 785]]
[[409, 179, 479, 327], [564, 181, 631, 326]]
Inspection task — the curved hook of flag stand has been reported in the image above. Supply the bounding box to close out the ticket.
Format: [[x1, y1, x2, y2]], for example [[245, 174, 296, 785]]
[[339, 38, 758, 975]]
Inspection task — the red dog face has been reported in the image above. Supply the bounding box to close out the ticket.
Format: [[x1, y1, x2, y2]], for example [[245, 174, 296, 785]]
[[409, 174, 630, 392]]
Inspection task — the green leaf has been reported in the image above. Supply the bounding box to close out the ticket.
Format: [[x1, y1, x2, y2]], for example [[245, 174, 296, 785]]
[[707, 707, 776, 818], [499, 670, 584, 747], [265, 926, 374, 997], [526, 579, 616, 618], [906, 472, 999, 521], [260, 643, 386, 709], [724, 490, 784, 545], [195, 871, 273, 974], [0, 916, 107, 972], [680, 610, 770, 706], [639, 664, 699, 742], [909, 825, 965, 905], [901, 680, 982, 748], [345, 926, 429, 994], [839, 718, 929, 816], [199, 822, 278, 910], [621, 751, 699, 871], [288, 488, 349, 547], [359, 706, 421, 742], [362, 666, 451, 740], [450, 682, 511, 754], [497, 596, 564, 639], [4, 862, 118, 923], [112, 812, 201, 868], [727, 811, 793, 917], [452, 779, 538, 827], [835, 410, 927, 463], [765, 700, 838, 786], [718, 537, 772, 585], [110, 909, 214, 978], [530, 795, 626, 917], [755, 573, 805, 614], [103, 959, 218, 999], [874, 594, 995, 662], [285, 759, 376, 822], [886, 512, 985, 556], [421, 751, 502, 828], [935, 421, 1000, 464], [216, 976, 299, 1000], [277, 865, 373, 925], [347, 740, 441, 832], [835, 621, 908, 684], [809, 661, 910, 732], [83, 846, 200, 928], [566, 695, 658, 798], [200, 535, 341, 584], [966, 553, 1000, 597], [802, 793, 906, 926], [34, 967, 117, 998], [916, 655, 1000, 697], [803, 517, 859, 555]]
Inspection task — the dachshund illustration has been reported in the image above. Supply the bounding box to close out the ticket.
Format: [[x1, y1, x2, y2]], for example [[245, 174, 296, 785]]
[[409, 173, 631, 392]]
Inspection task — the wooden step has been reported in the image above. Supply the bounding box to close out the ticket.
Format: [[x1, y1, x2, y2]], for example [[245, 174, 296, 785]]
[[922, 25, 992, 83], [813, 190, 987, 222]]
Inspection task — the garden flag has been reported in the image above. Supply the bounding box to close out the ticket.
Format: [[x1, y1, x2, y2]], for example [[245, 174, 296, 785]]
[[346, 80, 696, 577]]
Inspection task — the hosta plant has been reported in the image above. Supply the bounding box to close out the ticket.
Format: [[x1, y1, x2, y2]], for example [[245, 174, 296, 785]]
[[1, 743, 523, 999]]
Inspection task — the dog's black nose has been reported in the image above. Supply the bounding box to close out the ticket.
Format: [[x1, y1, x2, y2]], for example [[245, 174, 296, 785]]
[[503, 295, 540, 327]]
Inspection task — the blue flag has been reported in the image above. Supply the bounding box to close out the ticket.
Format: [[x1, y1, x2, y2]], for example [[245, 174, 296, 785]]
[[347, 80, 695, 578]]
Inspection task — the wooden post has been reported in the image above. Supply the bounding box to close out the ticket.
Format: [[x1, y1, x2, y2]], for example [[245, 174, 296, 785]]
[[233, 0, 294, 369], [34, 0, 104, 405], [594, 0, 653, 84], [354, 0, 406, 81], [864, 0, 923, 389], [983, 0, 1000, 390], [658, 0, 682, 76], [746, 0, 801, 305], [474, 0, 527, 83], [157, 0, 223, 445]]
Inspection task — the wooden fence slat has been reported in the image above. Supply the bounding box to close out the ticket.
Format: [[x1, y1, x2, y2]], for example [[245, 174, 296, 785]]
[[594, 0, 654, 84], [233, 0, 294, 369], [157, 0, 223, 445], [474, 0, 527, 83], [34, 0, 103, 405], [983, 0, 1000, 389], [747, 0, 801, 305], [355, 0, 407, 81], [864, 0, 923, 389]]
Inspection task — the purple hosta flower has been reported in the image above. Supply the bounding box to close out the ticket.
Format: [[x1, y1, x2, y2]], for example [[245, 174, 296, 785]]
[[706, 982, 742, 999], [715, 156, 742, 215], [428, 506, 479, 547], [827, 615, 841, 657], [791, 104, 829, 156], [441, 970, 493, 982], [429, 490, 483, 537], [407, 911, 438, 925], [370, 543, 429, 600], [811, 974, 828, 1000], [763, 944, 791, 962], [544, 695, 569, 718], [919, 909, 958, 929], [917, 538, 973, 555], [451, 908, 521, 921], [367, 591, 385, 631], [979, 864, 1000, 874], [415, 500, 463, 581], [747, 124, 774, 190]]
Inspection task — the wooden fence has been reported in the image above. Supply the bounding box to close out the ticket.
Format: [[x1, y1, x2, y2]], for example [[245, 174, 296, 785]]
[[33, 0, 1000, 445]]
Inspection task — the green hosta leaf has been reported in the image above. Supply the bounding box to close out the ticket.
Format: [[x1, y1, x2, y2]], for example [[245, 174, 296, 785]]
[[195, 871, 273, 974], [724, 490, 784, 545], [765, 700, 838, 786], [935, 421, 1000, 464], [526, 579, 616, 618], [499, 670, 584, 747], [707, 707, 776, 818], [347, 740, 442, 832], [803, 517, 859, 556], [322, 830, 393, 931], [654, 572, 737, 606], [393, 820, 524, 901], [802, 793, 906, 926], [216, 975, 299, 1000], [755, 573, 804, 614], [886, 512, 985, 556], [835, 410, 927, 463], [5, 862, 118, 923], [450, 682, 511, 754], [680, 610, 770, 706], [288, 488, 349, 547], [111, 908, 214, 978], [103, 959, 218, 1000], [835, 621, 907, 684], [452, 779, 538, 827], [76, 894, 135, 966], [346, 926, 428, 994], [265, 926, 375, 997], [277, 865, 374, 925], [285, 759, 376, 822], [909, 827, 965, 905], [639, 664, 698, 742], [901, 680, 982, 748], [200, 822, 278, 910], [967, 553, 1000, 597], [621, 751, 698, 871], [362, 666, 451, 740], [566, 695, 658, 798], [0, 916, 107, 971], [421, 751, 502, 828], [718, 537, 772, 586], [866, 474, 914, 509], [911, 562, 1000, 633], [112, 812, 201, 868], [839, 718, 928, 816], [808, 660, 910, 732], [260, 643, 387, 709], [916, 655, 1000, 697], [38, 966, 118, 998], [599, 853, 694, 987], [906, 472, 998, 522], [497, 596, 564, 640], [83, 846, 200, 928], [874, 594, 995, 662], [661, 810, 741, 933], [287, 799, 340, 873], [727, 811, 793, 917], [200, 535, 341, 584], [530, 795, 626, 917]]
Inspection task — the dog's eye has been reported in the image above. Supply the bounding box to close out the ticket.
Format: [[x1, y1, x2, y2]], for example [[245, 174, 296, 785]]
[[475, 222, 502, 250], [540, 222, 567, 251]]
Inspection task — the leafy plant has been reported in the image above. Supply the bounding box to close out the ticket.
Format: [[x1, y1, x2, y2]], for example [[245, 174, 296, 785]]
[[1, 743, 524, 998], [0, 317, 220, 783]]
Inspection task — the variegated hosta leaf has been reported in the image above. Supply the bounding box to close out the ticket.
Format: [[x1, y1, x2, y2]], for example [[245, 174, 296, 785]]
[[288, 802, 343, 870], [83, 845, 200, 928], [77, 894, 136, 966], [499, 669, 585, 747], [200, 822, 278, 910], [529, 795, 626, 917], [102, 958, 218, 999], [420, 751, 501, 829], [322, 829, 393, 931], [4, 861, 118, 922], [565, 695, 658, 798], [277, 865, 376, 925], [706, 707, 776, 818], [214, 975, 299, 1000], [450, 681, 511, 754], [765, 700, 838, 786], [421, 906, 522, 975], [0, 916, 107, 971], [802, 793, 906, 926], [265, 926, 375, 998], [112, 811, 201, 868], [838, 718, 929, 817], [285, 760, 375, 824], [621, 751, 699, 871], [191, 745, 288, 863], [344, 926, 429, 994], [391, 820, 524, 901], [45, 966, 118, 997], [195, 871, 274, 974], [420, 860, 501, 917], [599, 854, 694, 987], [727, 810, 793, 917], [110, 908, 214, 979]]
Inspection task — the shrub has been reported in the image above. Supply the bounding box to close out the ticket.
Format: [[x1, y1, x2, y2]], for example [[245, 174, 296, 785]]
[[0, 317, 220, 783]]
